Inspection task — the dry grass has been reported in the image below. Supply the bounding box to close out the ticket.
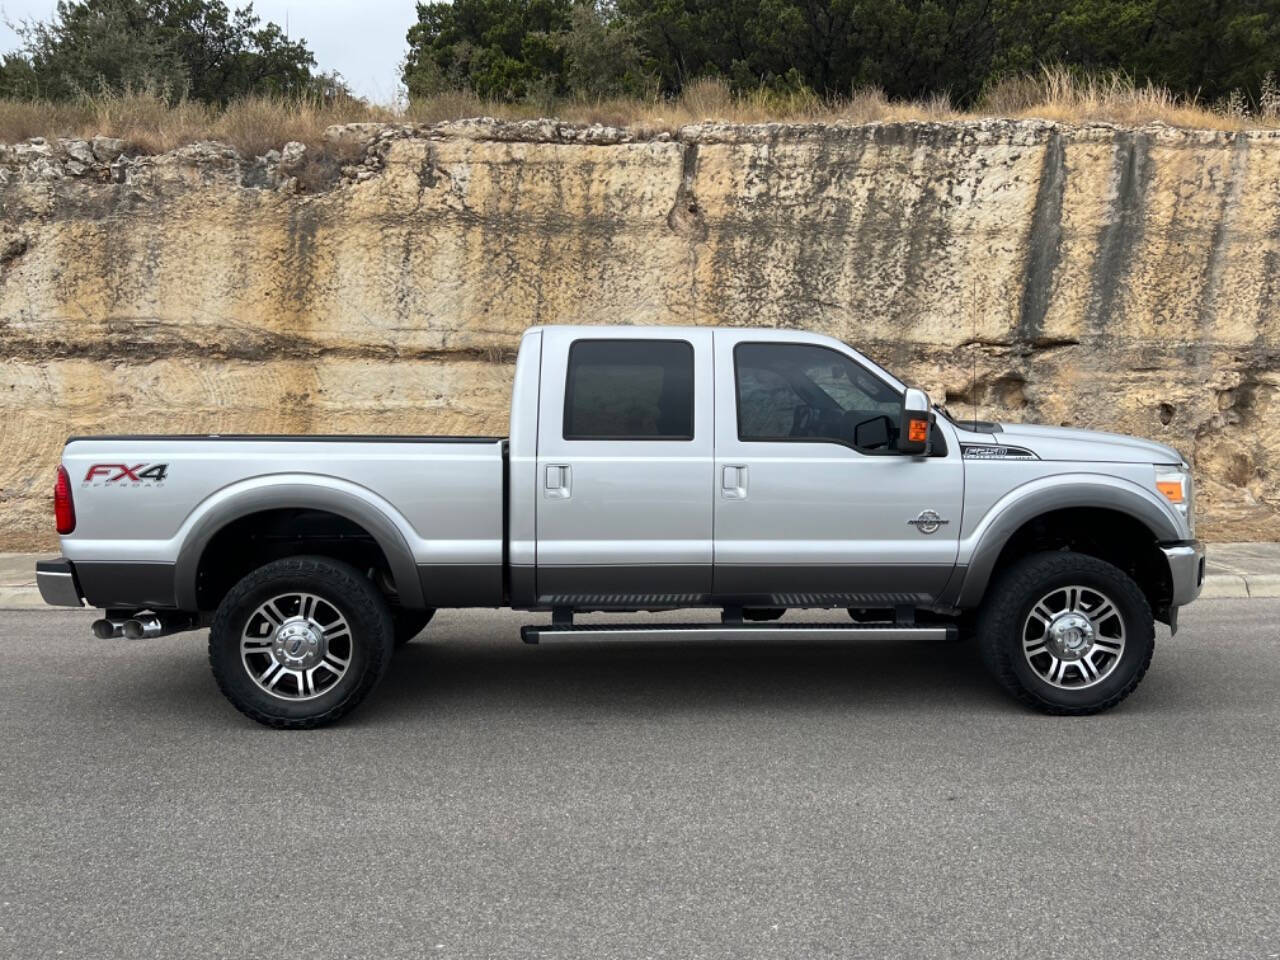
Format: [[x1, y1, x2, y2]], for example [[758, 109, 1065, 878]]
[[0, 89, 396, 155], [401, 78, 964, 131], [1, 69, 1276, 157], [980, 66, 1265, 130]]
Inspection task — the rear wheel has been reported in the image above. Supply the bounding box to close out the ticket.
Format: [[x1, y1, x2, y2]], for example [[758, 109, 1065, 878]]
[[977, 551, 1154, 715], [209, 556, 394, 729]]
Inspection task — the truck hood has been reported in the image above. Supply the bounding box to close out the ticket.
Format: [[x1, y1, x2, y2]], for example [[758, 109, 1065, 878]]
[[991, 422, 1184, 465]]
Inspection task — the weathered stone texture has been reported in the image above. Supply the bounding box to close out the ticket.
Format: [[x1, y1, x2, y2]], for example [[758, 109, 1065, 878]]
[[2, 118, 1277, 549]]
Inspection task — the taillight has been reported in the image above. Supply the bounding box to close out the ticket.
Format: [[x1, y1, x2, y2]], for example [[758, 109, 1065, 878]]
[[54, 465, 76, 534]]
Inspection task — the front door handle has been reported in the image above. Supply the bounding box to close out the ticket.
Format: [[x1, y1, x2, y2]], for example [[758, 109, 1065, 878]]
[[721, 465, 748, 500], [544, 464, 571, 499]]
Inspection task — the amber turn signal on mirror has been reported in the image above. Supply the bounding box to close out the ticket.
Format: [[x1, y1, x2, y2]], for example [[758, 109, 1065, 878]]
[[908, 419, 929, 443]]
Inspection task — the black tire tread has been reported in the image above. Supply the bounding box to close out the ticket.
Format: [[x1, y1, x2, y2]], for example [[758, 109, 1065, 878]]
[[208, 555, 393, 729], [977, 551, 1154, 715]]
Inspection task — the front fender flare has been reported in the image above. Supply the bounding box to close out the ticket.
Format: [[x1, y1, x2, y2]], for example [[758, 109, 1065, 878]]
[[172, 477, 425, 611], [951, 474, 1183, 608]]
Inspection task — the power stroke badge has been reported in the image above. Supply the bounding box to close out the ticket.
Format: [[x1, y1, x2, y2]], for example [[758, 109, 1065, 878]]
[[907, 509, 950, 535]]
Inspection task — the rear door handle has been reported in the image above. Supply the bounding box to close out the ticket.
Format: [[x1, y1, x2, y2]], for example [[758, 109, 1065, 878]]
[[721, 465, 748, 500], [544, 464, 571, 499]]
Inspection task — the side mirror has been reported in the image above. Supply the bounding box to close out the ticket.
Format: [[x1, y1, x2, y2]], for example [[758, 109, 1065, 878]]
[[854, 414, 891, 450], [896, 387, 931, 455]]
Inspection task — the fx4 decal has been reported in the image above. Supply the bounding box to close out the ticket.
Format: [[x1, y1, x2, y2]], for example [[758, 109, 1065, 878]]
[[83, 463, 170, 485]]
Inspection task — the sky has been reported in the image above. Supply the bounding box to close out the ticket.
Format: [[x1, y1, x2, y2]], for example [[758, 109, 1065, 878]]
[[0, 0, 420, 103]]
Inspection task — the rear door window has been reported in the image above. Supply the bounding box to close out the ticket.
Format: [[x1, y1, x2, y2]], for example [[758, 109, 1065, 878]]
[[563, 339, 695, 440]]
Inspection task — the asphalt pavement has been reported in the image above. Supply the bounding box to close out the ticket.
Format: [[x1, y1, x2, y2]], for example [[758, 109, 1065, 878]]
[[1, 601, 1277, 959]]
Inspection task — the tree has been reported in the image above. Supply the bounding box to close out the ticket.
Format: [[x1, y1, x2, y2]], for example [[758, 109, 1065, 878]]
[[403, 0, 652, 100], [403, 0, 575, 100], [400, 0, 1280, 106], [0, 0, 316, 103], [559, 1, 653, 98], [612, 0, 999, 100], [993, 0, 1280, 103], [405, 0, 1003, 103]]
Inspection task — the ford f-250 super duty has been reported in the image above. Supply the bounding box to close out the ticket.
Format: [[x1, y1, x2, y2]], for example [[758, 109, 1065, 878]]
[[38, 325, 1205, 727]]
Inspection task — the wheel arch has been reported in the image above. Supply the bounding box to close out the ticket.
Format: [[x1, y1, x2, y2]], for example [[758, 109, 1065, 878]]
[[173, 478, 425, 611], [953, 475, 1181, 611]]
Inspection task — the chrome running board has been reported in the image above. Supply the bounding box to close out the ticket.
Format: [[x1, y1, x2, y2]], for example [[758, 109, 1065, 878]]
[[520, 622, 954, 645]]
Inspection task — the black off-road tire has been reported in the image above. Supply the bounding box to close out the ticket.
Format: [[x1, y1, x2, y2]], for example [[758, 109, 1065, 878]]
[[209, 556, 395, 729], [977, 551, 1155, 715], [393, 609, 435, 647]]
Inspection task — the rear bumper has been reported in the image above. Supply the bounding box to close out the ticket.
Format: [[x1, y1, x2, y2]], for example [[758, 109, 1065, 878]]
[[36, 558, 84, 608], [1161, 540, 1205, 608]]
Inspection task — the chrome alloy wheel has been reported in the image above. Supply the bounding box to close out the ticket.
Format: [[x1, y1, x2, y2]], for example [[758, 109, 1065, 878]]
[[1022, 585, 1126, 690], [240, 592, 353, 701]]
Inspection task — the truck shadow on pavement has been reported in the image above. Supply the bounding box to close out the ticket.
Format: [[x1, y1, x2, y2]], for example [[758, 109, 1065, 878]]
[[360, 634, 1016, 724]]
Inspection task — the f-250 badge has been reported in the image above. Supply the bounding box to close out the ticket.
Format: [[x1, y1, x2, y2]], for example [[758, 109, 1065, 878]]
[[907, 509, 950, 535], [83, 463, 169, 486]]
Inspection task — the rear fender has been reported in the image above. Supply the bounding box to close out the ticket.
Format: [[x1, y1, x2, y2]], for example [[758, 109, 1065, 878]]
[[172, 476, 424, 610]]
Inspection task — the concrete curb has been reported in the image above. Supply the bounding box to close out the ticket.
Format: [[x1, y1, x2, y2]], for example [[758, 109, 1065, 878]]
[[1206, 573, 1280, 599], [1199, 576, 1250, 599], [0, 587, 47, 610], [5, 545, 1280, 610]]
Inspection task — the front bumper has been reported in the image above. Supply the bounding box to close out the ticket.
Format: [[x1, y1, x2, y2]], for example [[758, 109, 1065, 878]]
[[1161, 540, 1205, 608], [36, 558, 83, 608]]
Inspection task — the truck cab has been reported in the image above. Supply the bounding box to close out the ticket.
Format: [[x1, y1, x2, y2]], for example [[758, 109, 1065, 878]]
[[510, 325, 962, 610]]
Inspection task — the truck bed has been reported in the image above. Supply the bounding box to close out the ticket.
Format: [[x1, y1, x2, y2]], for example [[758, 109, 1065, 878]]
[[60, 434, 508, 610]]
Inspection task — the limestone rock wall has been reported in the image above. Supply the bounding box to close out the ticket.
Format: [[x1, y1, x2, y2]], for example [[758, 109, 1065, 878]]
[[2, 118, 1277, 550]]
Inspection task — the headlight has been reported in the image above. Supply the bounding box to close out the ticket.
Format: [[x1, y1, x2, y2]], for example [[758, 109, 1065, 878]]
[[1155, 464, 1194, 535]]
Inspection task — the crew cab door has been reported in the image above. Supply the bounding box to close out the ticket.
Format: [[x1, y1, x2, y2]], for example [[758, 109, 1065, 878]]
[[712, 330, 963, 606], [534, 328, 714, 605]]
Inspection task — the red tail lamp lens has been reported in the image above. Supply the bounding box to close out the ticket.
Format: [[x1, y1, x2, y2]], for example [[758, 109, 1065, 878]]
[[54, 466, 76, 534]]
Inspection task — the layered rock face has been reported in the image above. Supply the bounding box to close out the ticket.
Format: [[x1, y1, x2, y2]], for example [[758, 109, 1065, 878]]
[[2, 119, 1277, 550]]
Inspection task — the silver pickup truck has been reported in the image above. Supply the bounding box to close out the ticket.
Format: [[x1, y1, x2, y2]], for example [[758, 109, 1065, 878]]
[[38, 325, 1204, 727]]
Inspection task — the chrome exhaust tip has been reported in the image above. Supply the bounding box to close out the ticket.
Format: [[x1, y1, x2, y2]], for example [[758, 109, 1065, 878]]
[[122, 615, 164, 640], [91, 618, 126, 639], [121, 614, 198, 640]]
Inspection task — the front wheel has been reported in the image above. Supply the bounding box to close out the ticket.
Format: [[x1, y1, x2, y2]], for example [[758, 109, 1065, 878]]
[[977, 551, 1155, 715], [209, 556, 395, 729]]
